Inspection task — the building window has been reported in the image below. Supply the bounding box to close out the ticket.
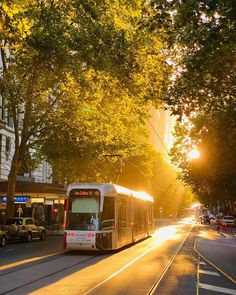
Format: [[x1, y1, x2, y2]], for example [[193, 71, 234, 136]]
[[8, 115, 13, 128], [0, 96, 5, 121]]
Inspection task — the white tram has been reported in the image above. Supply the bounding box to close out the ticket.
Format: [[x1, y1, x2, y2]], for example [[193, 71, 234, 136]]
[[64, 183, 154, 250]]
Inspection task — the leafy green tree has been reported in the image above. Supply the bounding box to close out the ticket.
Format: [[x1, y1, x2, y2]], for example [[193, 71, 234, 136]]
[[170, 105, 236, 205], [1, 0, 171, 218], [144, 0, 236, 114], [143, 1, 236, 205]]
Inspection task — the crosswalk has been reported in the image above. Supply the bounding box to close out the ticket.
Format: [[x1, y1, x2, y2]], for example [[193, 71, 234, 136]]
[[198, 259, 236, 294]]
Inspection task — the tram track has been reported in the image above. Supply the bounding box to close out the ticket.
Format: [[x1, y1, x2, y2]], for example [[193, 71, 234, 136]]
[[0, 251, 69, 276], [85, 223, 195, 295], [0, 222, 196, 295], [0, 252, 101, 295], [147, 225, 196, 295]]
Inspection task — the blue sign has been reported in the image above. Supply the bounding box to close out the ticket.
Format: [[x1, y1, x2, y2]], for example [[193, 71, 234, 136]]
[[1, 196, 30, 203]]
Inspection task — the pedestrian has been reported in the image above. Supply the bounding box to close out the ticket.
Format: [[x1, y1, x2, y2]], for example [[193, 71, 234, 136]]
[[216, 217, 221, 233], [221, 221, 227, 231], [17, 205, 23, 217]]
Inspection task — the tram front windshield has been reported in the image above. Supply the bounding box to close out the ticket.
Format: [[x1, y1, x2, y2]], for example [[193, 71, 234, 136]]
[[67, 190, 100, 231]]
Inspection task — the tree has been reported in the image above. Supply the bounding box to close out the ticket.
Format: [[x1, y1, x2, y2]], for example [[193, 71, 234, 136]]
[[1, 0, 172, 218], [143, 0, 236, 114], [40, 68, 154, 184], [170, 104, 236, 205], [143, 1, 236, 205]]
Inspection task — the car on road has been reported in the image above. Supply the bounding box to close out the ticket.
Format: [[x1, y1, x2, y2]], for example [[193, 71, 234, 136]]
[[4, 217, 46, 242], [221, 216, 235, 226], [0, 229, 8, 247], [200, 215, 210, 224]]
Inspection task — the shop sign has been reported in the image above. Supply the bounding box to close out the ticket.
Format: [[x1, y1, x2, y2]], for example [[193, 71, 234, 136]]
[[1, 196, 30, 203], [31, 198, 45, 204], [44, 200, 54, 205], [54, 199, 65, 205]]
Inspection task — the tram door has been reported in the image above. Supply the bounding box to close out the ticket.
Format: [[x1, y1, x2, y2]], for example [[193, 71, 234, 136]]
[[117, 196, 132, 246]]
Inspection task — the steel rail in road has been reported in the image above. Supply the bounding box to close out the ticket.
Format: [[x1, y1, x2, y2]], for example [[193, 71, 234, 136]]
[[85, 223, 194, 295], [147, 224, 194, 295], [0, 252, 100, 295], [0, 222, 195, 295]]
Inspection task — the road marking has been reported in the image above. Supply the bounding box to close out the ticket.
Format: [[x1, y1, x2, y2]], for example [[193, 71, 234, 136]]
[[199, 269, 220, 276], [199, 283, 236, 294], [194, 239, 236, 285], [199, 261, 206, 265]]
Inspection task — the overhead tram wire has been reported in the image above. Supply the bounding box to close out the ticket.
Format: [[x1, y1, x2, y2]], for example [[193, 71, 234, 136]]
[[147, 118, 169, 154]]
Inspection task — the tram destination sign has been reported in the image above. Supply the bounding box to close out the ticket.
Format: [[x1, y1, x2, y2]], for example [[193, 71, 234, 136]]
[[71, 189, 100, 197]]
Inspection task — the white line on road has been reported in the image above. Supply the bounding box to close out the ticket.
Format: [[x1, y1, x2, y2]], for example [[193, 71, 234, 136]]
[[199, 269, 220, 276], [199, 261, 206, 265], [199, 283, 236, 294]]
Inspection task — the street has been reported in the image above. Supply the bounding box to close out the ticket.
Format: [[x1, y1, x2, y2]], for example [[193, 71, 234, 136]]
[[0, 219, 194, 294], [0, 236, 64, 269], [1, 219, 236, 295]]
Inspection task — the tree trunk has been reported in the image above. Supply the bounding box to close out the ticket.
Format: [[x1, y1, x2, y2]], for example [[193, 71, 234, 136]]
[[5, 149, 21, 219]]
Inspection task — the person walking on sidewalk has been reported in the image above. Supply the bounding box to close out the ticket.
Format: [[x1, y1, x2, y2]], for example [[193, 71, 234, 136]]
[[216, 217, 221, 233]]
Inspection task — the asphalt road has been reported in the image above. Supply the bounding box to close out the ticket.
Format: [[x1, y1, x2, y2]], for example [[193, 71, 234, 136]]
[[0, 219, 195, 295], [196, 224, 236, 280], [0, 236, 64, 267]]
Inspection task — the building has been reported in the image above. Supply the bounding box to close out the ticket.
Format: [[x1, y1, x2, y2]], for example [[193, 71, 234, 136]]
[[0, 52, 66, 226], [148, 107, 176, 159]]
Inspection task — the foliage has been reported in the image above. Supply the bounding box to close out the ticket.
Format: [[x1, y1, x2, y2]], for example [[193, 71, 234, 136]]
[[144, 0, 236, 114], [170, 105, 236, 204], [143, 0, 236, 205], [150, 153, 194, 217], [0, 0, 172, 217]]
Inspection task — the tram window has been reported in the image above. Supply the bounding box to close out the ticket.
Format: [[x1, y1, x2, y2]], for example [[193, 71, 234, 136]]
[[67, 196, 99, 231], [101, 197, 115, 230]]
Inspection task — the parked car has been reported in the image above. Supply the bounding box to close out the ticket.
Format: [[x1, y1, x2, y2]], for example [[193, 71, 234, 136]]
[[0, 229, 8, 247], [208, 213, 215, 220], [221, 216, 235, 226], [4, 217, 46, 242], [200, 215, 210, 224]]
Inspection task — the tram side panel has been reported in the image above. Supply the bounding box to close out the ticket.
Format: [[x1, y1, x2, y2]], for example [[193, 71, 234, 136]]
[[116, 195, 133, 249], [95, 196, 116, 250], [147, 202, 154, 236], [133, 199, 149, 242]]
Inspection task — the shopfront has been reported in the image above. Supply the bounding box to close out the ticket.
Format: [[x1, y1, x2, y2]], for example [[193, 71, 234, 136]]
[[0, 181, 66, 227]]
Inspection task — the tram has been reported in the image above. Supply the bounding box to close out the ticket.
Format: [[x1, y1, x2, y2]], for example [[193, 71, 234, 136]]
[[64, 183, 154, 250]]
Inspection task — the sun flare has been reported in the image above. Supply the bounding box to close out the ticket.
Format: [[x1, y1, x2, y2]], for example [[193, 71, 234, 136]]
[[188, 149, 200, 160]]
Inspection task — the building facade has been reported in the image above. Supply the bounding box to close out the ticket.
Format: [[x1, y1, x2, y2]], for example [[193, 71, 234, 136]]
[[0, 53, 66, 226]]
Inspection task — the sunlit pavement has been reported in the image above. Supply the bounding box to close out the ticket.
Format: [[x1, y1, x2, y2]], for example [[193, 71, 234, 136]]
[[196, 223, 236, 279], [152, 229, 197, 295], [0, 218, 197, 295]]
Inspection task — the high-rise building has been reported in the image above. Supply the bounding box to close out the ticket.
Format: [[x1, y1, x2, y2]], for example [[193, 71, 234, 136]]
[[148, 107, 176, 160]]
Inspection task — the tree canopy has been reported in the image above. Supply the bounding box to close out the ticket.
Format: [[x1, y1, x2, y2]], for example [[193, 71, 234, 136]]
[[1, 0, 173, 217], [143, 1, 236, 206]]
